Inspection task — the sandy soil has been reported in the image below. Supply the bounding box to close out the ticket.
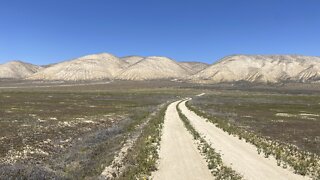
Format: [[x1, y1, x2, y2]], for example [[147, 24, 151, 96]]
[[179, 100, 309, 180], [152, 101, 213, 180]]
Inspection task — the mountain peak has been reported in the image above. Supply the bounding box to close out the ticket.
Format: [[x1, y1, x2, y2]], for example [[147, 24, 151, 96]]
[[28, 53, 126, 81], [78, 53, 117, 60], [0, 61, 42, 79]]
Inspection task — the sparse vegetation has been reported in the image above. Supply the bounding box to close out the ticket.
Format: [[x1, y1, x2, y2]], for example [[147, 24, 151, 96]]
[[119, 103, 168, 179], [190, 91, 320, 154], [177, 102, 243, 180], [186, 100, 320, 179], [0, 82, 193, 179], [1, 80, 319, 179]]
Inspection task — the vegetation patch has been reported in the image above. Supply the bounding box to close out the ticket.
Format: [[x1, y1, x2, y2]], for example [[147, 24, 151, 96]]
[[118, 103, 168, 179], [0, 86, 186, 179], [190, 91, 320, 154], [177, 102, 243, 180]]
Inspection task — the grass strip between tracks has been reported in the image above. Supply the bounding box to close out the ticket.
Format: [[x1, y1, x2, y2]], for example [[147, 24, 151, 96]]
[[186, 101, 320, 179], [177, 101, 243, 180]]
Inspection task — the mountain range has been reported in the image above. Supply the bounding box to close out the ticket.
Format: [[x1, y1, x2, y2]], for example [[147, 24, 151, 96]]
[[1, 53, 320, 83], [192, 55, 320, 83]]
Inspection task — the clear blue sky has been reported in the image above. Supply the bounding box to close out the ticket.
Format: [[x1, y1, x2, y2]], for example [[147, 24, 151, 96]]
[[0, 0, 319, 65]]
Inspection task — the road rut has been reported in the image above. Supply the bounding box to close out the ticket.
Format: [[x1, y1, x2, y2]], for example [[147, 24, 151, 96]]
[[152, 100, 213, 180], [179, 100, 309, 180]]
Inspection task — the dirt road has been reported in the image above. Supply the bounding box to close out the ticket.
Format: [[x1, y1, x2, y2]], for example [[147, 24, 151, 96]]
[[179, 100, 309, 180], [152, 100, 213, 180]]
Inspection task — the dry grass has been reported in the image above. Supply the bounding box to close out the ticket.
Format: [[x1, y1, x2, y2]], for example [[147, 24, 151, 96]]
[[191, 90, 320, 154], [0, 81, 196, 179]]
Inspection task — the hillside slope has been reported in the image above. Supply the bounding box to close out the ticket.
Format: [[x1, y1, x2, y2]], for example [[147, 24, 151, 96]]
[[121, 56, 144, 65], [28, 53, 127, 81], [179, 62, 209, 74], [116, 56, 191, 80], [192, 55, 320, 83], [0, 61, 42, 79]]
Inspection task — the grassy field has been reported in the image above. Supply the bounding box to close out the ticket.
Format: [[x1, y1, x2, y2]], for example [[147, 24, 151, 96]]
[[1, 80, 319, 178], [190, 90, 320, 155], [0, 81, 197, 179]]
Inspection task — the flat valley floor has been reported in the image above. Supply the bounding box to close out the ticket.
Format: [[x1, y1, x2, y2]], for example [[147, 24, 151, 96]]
[[0, 80, 319, 179]]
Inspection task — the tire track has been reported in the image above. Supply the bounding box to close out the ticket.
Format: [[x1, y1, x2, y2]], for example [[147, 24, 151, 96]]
[[179, 100, 309, 180], [152, 100, 213, 180]]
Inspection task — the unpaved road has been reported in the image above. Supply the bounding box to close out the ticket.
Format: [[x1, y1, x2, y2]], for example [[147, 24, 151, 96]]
[[179, 100, 309, 180], [152, 101, 213, 180]]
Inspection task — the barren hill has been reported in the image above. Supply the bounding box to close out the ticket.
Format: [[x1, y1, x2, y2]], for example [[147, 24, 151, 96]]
[[179, 62, 209, 74], [4, 53, 320, 83], [116, 56, 191, 80], [0, 61, 42, 79], [28, 53, 127, 81], [192, 55, 320, 83]]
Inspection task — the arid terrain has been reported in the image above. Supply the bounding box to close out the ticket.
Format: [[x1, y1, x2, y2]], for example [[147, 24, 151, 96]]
[[1, 53, 320, 83], [0, 79, 319, 179], [190, 90, 320, 155], [0, 80, 198, 179], [2, 0, 319, 178], [1, 51, 320, 180]]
